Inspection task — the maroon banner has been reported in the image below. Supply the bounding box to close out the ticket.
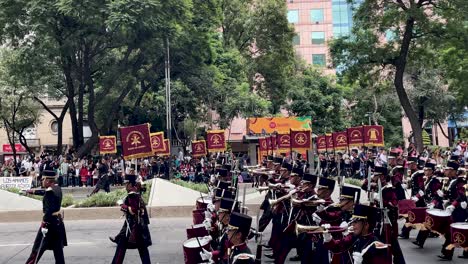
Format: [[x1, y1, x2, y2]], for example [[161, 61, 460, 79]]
[[150, 132, 166, 154], [316, 135, 327, 152], [363, 125, 384, 147], [290, 129, 312, 150], [191, 140, 207, 157], [277, 132, 290, 151], [161, 139, 170, 156], [258, 137, 268, 152], [271, 135, 277, 151], [99, 136, 117, 154], [266, 136, 272, 152], [119, 123, 153, 159], [325, 133, 334, 151], [347, 126, 364, 147], [332, 131, 348, 150], [206, 130, 226, 152]]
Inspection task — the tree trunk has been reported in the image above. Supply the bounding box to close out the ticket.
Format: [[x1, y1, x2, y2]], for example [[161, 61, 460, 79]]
[[78, 82, 85, 146], [394, 17, 424, 152]]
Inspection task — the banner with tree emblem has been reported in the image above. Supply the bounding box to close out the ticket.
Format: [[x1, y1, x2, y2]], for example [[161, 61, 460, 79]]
[[191, 140, 207, 157], [332, 131, 348, 150], [206, 130, 226, 152], [347, 126, 364, 147], [290, 129, 312, 150], [150, 132, 166, 154], [161, 139, 171, 156], [99, 136, 117, 154], [316, 135, 327, 152], [276, 132, 291, 152], [325, 133, 334, 152], [119, 123, 153, 159], [363, 125, 384, 146], [258, 137, 268, 152]]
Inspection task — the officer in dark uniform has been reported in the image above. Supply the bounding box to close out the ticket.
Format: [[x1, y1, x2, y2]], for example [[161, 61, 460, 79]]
[[24, 170, 67, 264], [90, 157, 111, 195]]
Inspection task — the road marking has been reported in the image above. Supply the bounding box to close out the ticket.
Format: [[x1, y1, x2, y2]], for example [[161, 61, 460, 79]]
[[0, 241, 98, 247]]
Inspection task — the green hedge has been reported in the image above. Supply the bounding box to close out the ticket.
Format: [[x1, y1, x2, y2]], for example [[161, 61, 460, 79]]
[[345, 178, 363, 187], [75, 188, 127, 208], [170, 179, 208, 193]]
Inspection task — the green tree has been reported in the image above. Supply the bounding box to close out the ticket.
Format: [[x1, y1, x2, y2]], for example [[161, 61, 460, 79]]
[[330, 0, 467, 151], [286, 66, 347, 134]]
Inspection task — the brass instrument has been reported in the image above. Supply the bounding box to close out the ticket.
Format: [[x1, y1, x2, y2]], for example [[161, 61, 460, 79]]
[[268, 190, 298, 206], [256, 183, 292, 192], [295, 224, 323, 235], [291, 198, 329, 207]]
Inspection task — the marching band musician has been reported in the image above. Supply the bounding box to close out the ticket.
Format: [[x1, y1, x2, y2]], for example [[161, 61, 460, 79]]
[[439, 161, 468, 260], [24, 170, 67, 264], [323, 204, 392, 264], [211, 198, 240, 263], [227, 212, 255, 264], [411, 161, 442, 248], [388, 149, 406, 201]]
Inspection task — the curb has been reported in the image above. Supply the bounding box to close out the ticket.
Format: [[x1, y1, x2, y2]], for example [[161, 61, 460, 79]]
[[0, 204, 261, 223]]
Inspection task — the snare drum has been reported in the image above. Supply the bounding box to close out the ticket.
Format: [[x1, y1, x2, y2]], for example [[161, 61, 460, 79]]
[[196, 196, 212, 210], [192, 209, 206, 225], [425, 209, 452, 234], [186, 224, 209, 239], [407, 207, 426, 224], [182, 237, 212, 264], [450, 222, 468, 248]]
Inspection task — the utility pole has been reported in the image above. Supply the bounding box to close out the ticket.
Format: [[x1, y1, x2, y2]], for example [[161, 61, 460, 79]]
[[165, 37, 172, 179]]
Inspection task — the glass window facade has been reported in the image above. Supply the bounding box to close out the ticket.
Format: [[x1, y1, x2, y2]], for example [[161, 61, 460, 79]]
[[332, 0, 353, 37], [292, 34, 300, 45], [311, 32, 325, 45], [287, 10, 299, 24], [310, 9, 324, 23], [312, 54, 326, 66]]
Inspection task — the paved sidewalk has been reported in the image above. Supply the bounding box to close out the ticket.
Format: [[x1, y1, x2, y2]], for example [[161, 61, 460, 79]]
[[0, 189, 42, 211]]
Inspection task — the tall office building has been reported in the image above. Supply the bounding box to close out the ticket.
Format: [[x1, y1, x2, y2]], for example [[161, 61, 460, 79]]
[[286, 0, 357, 67]]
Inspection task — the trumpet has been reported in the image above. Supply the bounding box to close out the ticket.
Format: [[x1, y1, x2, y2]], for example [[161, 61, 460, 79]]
[[291, 198, 330, 207], [295, 224, 323, 235], [268, 190, 298, 206], [256, 183, 292, 192]]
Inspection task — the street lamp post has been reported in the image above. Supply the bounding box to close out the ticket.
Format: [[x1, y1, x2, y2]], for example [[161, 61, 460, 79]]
[[164, 37, 172, 179]]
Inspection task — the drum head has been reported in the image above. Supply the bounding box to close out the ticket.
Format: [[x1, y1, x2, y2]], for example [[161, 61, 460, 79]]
[[451, 223, 468, 229], [183, 237, 209, 248], [426, 209, 451, 217]]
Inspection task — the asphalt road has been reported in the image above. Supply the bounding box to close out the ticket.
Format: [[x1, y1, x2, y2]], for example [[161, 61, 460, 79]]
[[0, 217, 466, 264]]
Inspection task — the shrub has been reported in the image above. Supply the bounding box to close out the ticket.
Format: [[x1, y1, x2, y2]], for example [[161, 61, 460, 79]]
[[345, 178, 363, 187], [61, 195, 74, 207], [75, 188, 127, 208], [170, 179, 208, 193]]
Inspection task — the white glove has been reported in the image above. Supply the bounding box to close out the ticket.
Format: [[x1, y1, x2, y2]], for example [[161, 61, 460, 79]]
[[352, 252, 363, 264], [204, 210, 212, 219], [446, 205, 455, 213], [321, 223, 331, 230], [317, 204, 326, 212], [428, 203, 434, 209], [437, 190, 444, 198], [201, 235, 213, 243], [339, 221, 348, 229], [411, 196, 419, 202], [418, 190, 424, 196], [401, 184, 407, 189], [461, 201, 467, 209], [41, 227, 48, 236], [373, 193, 379, 201], [347, 226, 354, 234], [200, 248, 213, 261], [312, 213, 322, 225], [323, 231, 332, 243], [207, 203, 215, 212], [203, 219, 212, 230], [117, 199, 124, 206]]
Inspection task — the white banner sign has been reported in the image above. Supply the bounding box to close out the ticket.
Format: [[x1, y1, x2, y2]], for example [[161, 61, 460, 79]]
[[0, 177, 33, 190]]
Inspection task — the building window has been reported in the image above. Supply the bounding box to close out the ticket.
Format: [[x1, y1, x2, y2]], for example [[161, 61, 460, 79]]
[[287, 10, 299, 24], [332, 1, 352, 37], [50, 120, 58, 134], [310, 9, 324, 23], [312, 54, 326, 66], [292, 34, 300, 45], [311, 32, 325, 45]]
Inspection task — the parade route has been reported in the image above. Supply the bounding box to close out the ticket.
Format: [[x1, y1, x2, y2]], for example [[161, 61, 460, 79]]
[[0, 217, 465, 264]]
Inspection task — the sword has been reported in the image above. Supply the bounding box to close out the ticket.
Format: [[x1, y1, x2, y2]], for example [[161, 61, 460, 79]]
[[34, 232, 46, 264], [367, 166, 373, 204], [255, 208, 263, 264], [242, 183, 247, 214]]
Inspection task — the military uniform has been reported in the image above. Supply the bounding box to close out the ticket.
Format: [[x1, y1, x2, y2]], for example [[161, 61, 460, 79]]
[[228, 212, 255, 264], [25, 171, 67, 264]]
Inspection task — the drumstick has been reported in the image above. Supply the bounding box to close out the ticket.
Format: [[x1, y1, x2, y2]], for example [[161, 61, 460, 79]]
[[200, 192, 205, 204]]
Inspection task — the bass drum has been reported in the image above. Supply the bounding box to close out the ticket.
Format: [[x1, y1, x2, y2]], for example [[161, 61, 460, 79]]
[[425, 209, 451, 234]]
